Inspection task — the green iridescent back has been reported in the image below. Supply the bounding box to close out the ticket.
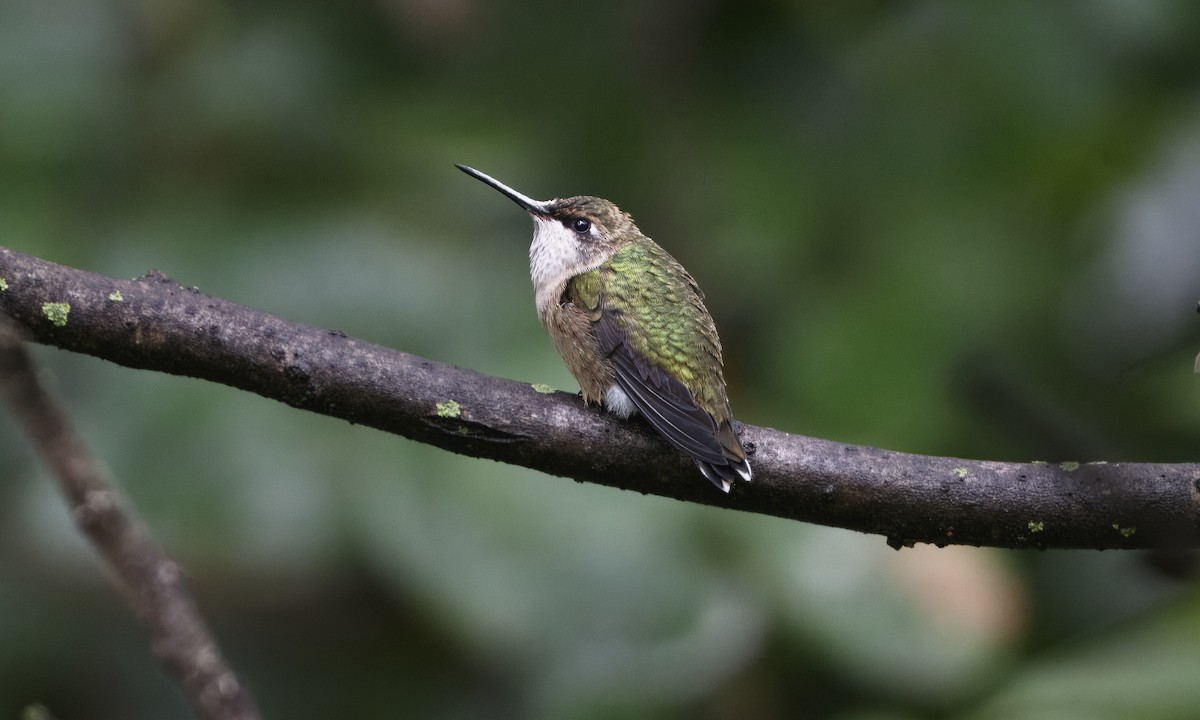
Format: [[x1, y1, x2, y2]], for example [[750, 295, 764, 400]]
[[571, 239, 732, 422]]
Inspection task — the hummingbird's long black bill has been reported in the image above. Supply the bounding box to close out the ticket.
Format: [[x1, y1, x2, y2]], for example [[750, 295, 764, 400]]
[[456, 164, 551, 214]]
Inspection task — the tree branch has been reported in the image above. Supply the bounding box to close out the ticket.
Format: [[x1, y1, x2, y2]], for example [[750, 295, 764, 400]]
[[1, 245, 1197, 550], [0, 314, 260, 720]]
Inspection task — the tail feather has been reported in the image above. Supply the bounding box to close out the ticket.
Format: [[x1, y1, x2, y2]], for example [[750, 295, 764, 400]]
[[695, 422, 752, 492], [695, 454, 752, 493]]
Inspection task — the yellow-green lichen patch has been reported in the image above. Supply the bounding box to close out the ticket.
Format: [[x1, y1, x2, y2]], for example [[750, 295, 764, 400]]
[[108, 290, 123, 302], [0, 277, 8, 291], [530, 383, 555, 394], [1112, 524, 1136, 538], [435, 400, 461, 418], [1027, 520, 1044, 533], [952, 466, 969, 479], [1059, 461, 1080, 472], [41, 302, 70, 327]]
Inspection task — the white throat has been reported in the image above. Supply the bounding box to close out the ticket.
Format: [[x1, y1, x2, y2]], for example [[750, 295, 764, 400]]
[[528, 216, 601, 313]]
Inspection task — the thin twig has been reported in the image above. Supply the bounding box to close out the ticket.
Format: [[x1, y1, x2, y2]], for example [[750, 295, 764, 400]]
[[1, 245, 1198, 549], [0, 316, 260, 720]]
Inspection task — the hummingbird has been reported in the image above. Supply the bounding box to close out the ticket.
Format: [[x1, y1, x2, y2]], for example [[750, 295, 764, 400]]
[[457, 164, 751, 491]]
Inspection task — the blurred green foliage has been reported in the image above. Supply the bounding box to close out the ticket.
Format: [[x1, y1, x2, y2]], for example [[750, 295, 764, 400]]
[[2, 0, 1200, 718]]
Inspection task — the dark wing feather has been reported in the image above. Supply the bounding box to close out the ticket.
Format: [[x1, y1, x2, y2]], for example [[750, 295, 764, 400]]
[[595, 310, 734, 472]]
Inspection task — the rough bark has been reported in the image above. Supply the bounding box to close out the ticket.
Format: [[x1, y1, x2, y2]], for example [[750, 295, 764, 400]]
[[2, 245, 1197, 550]]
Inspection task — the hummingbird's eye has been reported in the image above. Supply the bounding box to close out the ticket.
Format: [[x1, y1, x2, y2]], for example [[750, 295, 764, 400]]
[[571, 218, 591, 234]]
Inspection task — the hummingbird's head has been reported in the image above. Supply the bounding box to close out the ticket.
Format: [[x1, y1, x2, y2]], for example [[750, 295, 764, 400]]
[[457, 164, 639, 291]]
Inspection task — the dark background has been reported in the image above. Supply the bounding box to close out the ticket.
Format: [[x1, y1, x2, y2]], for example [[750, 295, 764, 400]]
[[3, 1, 1200, 718]]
